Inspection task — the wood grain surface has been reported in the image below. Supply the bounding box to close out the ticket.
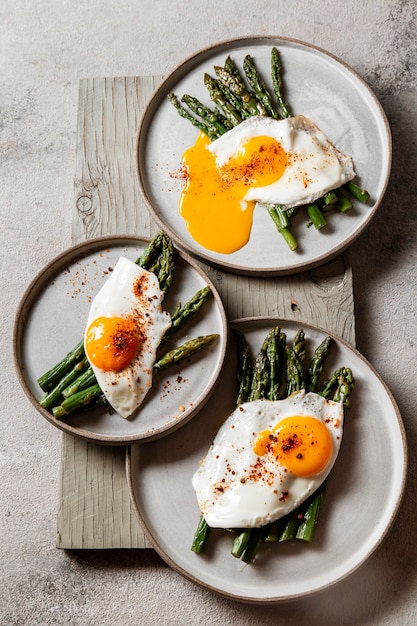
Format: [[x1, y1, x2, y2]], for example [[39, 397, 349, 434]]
[[56, 75, 355, 549]]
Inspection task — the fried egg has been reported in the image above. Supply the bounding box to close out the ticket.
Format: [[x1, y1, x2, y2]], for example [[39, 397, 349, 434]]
[[84, 257, 171, 418], [179, 115, 355, 254], [192, 390, 344, 528]]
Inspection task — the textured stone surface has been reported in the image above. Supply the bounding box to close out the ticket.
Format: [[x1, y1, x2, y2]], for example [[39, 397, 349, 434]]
[[1, 1, 416, 624]]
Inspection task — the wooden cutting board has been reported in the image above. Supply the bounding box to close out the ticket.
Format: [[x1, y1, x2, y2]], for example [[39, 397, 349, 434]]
[[56, 76, 356, 549]]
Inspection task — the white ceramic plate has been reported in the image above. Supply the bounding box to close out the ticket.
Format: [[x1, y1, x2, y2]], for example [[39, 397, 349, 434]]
[[136, 36, 391, 276], [13, 236, 227, 445], [127, 317, 406, 603]]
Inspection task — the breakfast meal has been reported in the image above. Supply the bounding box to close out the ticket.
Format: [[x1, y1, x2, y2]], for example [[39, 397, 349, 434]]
[[168, 47, 370, 253], [11, 34, 401, 604], [191, 326, 354, 564], [36, 232, 219, 421]]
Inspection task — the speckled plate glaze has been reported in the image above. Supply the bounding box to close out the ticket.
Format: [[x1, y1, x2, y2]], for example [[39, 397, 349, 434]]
[[136, 36, 391, 276], [13, 236, 227, 445], [127, 317, 406, 603]]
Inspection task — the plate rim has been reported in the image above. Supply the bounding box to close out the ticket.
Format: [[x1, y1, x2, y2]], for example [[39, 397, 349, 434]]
[[135, 35, 392, 277], [126, 315, 407, 603], [13, 233, 228, 446]]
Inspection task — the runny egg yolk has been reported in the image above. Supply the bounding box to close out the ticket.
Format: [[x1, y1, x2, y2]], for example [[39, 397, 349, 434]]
[[85, 316, 140, 372], [179, 132, 287, 254], [253, 415, 333, 477]]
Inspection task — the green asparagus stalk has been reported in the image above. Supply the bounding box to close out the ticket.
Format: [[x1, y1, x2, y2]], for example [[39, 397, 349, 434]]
[[214, 65, 267, 117], [231, 528, 251, 558], [278, 513, 299, 541], [307, 336, 333, 393], [224, 55, 249, 92], [136, 230, 168, 268], [306, 203, 327, 230], [295, 479, 328, 541], [265, 204, 299, 250], [322, 365, 354, 405], [267, 327, 286, 401], [292, 328, 306, 363], [343, 181, 370, 204], [240, 527, 265, 564], [191, 515, 211, 553], [232, 328, 254, 406], [320, 191, 339, 208], [163, 286, 212, 340], [271, 47, 292, 118], [40, 357, 89, 410], [52, 384, 104, 419], [166, 92, 219, 141], [265, 204, 290, 231], [243, 54, 278, 119], [262, 519, 280, 543], [332, 367, 354, 408], [181, 94, 230, 135], [141, 231, 175, 294], [214, 76, 253, 121], [319, 367, 344, 401], [248, 332, 271, 402], [285, 344, 305, 396], [61, 366, 96, 398], [37, 339, 85, 392], [223, 55, 261, 122], [204, 73, 243, 127], [335, 189, 353, 213], [153, 334, 219, 371]]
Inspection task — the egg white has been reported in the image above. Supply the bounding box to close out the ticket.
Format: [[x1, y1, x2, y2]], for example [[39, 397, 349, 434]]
[[84, 257, 171, 419], [192, 390, 344, 529], [208, 115, 355, 208]]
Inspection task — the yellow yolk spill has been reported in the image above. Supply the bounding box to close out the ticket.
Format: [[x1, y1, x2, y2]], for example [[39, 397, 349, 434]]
[[179, 133, 287, 254], [253, 415, 333, 477], [85, 316, 140, 372]]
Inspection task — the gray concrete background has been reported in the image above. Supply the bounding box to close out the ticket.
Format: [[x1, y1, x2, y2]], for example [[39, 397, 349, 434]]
[[1, 1, 416, 624]]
